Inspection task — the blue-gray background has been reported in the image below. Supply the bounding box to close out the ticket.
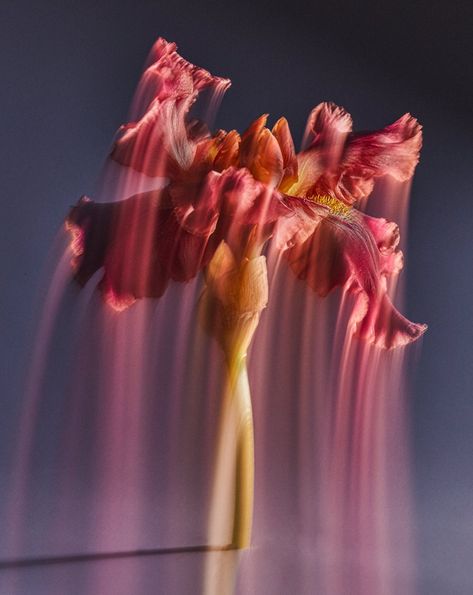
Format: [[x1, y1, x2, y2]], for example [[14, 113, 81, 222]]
[[1, 1, 472, 593]]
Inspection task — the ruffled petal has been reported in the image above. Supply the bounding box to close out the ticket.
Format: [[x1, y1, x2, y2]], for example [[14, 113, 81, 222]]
[[291, 104, 422, 206], [283, 205, 426, 348], [287, 103, 352, 199], [355, 291, 427, 349], [272, 196, 324, 251], [362, 213, 404, 276], [332, 113, 422, 204], [285, 209, 378, 297], [111, 38, 231, 178], [111, 98, 192, 178], [301, 102, 353, 152], [141, 38, 225, 103], [344, 113, 422, 181]]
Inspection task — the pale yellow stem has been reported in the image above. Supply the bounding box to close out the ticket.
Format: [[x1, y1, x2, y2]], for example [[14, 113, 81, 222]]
[[206, 351, 255, 552], [226, 354, 254, 549]]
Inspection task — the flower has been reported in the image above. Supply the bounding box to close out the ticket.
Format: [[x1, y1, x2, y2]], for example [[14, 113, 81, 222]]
[[66, 38, 426, 349], [64, 38, 428, 555]]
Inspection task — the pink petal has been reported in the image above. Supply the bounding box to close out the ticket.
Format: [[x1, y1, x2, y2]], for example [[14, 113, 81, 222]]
[[289, 103, 353, 198], [362, 214, 404, 276], [333, 113, 422, 204], [111, 39, 231, 178], [272, 195, 323, 251], [291, 106, 422, 206], [355, 290, 427, 349], [284, 206, 426, 349], [343, 113, 422, 182], [301, 102, 353, 152]]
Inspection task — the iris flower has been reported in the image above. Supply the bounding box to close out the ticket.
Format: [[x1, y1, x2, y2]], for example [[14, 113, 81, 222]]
[[66, 38, 426, 548]]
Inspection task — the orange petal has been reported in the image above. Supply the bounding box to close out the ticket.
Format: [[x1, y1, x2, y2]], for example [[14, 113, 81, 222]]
[[213, 130, 241, 171], [272, 117, 298, 192], [248, 127, 284, 186], [239, 114, 269, 168]]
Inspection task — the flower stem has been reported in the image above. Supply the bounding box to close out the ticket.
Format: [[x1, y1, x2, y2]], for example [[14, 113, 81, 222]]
[[227, 355, 254, 549], [208, 352, 254, 551]]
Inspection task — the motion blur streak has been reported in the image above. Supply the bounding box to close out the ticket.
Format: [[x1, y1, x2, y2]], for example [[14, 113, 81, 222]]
[[2, 38, 424, 595]]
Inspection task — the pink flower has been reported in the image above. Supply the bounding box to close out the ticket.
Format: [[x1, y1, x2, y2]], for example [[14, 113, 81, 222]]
[[66, 39, 426, 349]]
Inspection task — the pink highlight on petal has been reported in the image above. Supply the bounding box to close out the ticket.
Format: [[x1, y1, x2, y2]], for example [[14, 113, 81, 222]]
[[101, 284, 137, 312], [301, 101, 353, 151], [64, 221, 85, 275]]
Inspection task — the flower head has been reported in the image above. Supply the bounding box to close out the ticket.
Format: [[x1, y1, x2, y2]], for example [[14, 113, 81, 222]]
[[66, 39, 426, 349]]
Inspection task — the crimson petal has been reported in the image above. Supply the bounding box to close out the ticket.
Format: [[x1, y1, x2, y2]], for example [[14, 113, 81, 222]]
[[66, 168, 288, 310], [66, 190, 215, 309], [284, 206, 426, 349]]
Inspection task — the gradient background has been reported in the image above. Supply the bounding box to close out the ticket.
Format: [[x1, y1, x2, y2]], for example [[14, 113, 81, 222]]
[[1, 1, 472, 593]]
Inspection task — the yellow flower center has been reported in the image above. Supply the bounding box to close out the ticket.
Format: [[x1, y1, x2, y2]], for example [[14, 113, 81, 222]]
[[309, 194, 352, 217]]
